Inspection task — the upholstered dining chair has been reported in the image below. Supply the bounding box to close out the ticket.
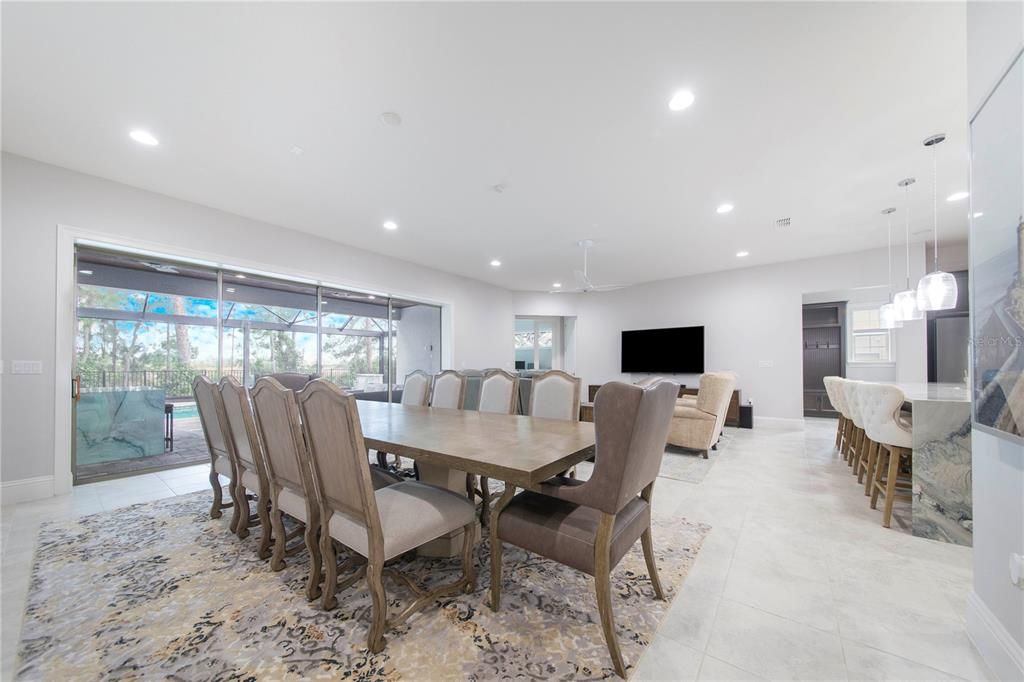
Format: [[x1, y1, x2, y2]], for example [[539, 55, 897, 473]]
[[295, 379, 478, 652], [264, 372, 318, 391], [192, 375, 242, 530], [828, 377, 851, 454], [842, 380, 869, 472], [472, 369, 520, 523], [219, 376, 273, 557], [822, 376, 844, 451], [376, 370, 433, 470], [490, 380, 678, 678], [666, 372, 736, 458], [249, 377, 322, 601], [860, 383, 913, 526], [431, 370, 467, 409], [527, 369, 582, 421]]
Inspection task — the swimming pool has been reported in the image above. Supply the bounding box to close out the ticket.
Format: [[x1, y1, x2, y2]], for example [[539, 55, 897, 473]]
[[172, 403, 199, 419]]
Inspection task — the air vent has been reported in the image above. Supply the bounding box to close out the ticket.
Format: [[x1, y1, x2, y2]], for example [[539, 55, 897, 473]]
[[774, 217, 792, 229]]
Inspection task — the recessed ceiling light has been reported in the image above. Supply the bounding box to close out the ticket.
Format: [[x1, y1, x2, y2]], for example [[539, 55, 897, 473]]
[[382, 220, 398, 231], [668, 90, 695, 112], [380, 112, 402, 127], [129, 129, 159, 146], [946, 191, 969, 202], [972, 212, 984, 218], [290, 145, 304, 156], [367, 295, 376, 300], [225, 287, 236, 293], [552, 282, 562, 288], [716, 203, 734, 214], [736, 251, 750, 258], [78, 269, 93, 275], [490, 259, 502, 267], [235, 274, 246, 279]]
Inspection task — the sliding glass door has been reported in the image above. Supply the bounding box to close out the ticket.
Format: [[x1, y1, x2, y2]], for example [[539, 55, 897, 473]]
[[72, 245, 442, 483]]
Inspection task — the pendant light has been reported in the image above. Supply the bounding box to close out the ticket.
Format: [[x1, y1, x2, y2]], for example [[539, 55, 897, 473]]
[[893, 177, 924, 321], [916, 133, 959, 310], [878, 207, 903, 329]]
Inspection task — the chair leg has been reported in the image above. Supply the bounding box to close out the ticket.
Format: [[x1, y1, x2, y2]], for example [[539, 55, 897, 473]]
[[834, 416, 844, 450], [489, 485, 517, 611], [870, 446, 887, 510], [367, 561, 388, 653], [232, 481, 249, 539], [460, 521, 478, 593], [304, 508, 322, 601], [881, 446, 902, 529], [257, 495, 273, 560], [641, 527, 664, 600], [480, 477, 491, 527], [269, 499, 288, 572], [595, 513, 626, 678], [858, 440, 876, 486], [375, 450, 388, 469], [320, 520, 338, 610], [209, 468, 223, 519], [702, 449, 709, 459]]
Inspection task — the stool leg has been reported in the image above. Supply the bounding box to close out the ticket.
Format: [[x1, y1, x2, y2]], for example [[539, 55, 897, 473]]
[[860, 440, 877, 491], [881, 445, 902, 528], [870, 445, 887, 510], [835, 416, 844, 451]]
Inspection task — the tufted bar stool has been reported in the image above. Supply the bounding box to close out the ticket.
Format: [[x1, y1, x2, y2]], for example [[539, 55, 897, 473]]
[[841, 380, 867, 470], [861, 383, 913, 527], [823, 376, 845, 453], [833, 378, 855, 459]]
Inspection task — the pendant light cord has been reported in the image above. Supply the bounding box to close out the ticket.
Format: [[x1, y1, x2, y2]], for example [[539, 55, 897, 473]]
[[887, 212, 894, 301], [904, 182, 912, 289], [932, 144, 940, 272]]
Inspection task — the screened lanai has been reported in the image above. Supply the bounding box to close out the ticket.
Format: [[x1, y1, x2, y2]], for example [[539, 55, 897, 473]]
[[73, 247, 441, 482]]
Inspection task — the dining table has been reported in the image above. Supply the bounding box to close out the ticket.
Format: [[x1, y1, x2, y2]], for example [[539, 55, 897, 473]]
[[356, 400, 597, 557]]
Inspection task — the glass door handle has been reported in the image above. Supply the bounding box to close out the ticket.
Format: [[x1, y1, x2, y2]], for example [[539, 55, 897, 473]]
[[72, 375, 81, 401]]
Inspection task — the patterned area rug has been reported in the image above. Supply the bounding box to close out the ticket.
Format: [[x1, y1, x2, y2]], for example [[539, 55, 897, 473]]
[[17, 491, 709, 680]]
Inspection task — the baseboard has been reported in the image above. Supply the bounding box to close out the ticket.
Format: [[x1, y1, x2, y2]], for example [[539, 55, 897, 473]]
[[0, 475, 55, 505], [967, 590, 1024, 681], [751, 416, 805, 428]]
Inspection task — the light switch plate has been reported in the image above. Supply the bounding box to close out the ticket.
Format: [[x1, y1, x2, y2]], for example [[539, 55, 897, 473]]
[[11, 360, 43, 375]]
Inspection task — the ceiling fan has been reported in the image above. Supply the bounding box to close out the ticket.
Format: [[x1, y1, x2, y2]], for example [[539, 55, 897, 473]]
[[549, 239, 626, 294]]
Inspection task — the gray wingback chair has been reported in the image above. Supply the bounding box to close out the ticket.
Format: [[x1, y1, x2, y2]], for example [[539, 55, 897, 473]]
[[490, 380, 679, 677]]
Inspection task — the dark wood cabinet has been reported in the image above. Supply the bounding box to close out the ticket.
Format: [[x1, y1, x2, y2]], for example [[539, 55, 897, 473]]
[[802, 302, 845, 418]]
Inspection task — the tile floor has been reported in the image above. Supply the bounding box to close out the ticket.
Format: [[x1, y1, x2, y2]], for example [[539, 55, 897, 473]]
[[0, 418, 992, 681]]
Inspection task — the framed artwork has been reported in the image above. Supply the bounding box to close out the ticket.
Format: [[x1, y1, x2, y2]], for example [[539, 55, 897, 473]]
[[970, 49, 1024, 445]]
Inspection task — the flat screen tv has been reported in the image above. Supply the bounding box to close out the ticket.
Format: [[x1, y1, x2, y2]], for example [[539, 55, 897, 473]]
[[621, 326, 704, 374]]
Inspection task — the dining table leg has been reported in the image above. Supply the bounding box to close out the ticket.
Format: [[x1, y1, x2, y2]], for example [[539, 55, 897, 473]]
[[415, 461, 479, 558]]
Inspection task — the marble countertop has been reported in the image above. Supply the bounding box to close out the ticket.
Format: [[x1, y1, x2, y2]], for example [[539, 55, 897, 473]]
[[893, 382, 971, 403]]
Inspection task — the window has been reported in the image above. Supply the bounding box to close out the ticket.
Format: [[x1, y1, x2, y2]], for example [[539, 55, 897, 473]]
[[849, 307, 893, 364]]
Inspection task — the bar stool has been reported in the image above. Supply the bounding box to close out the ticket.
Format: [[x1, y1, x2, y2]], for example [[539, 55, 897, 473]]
[[841, 380, 868, 471], [823, 376, 845, 453], [861, 383, 913, 527], [833, 378, 855, 459]]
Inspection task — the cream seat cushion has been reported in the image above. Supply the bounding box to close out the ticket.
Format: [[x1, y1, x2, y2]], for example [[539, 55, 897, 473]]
[[277, 486, 310, 523], [673, 404, 715, 421], [328, 481, 476, 561], [213, 454, 233, 477]]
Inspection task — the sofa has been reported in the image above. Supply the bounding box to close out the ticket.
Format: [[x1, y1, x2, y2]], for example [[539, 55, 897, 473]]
[[667, 371, 737, 457]]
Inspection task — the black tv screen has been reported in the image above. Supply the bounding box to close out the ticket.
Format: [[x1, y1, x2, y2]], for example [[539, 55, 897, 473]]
[[621, 326, 704, 373]]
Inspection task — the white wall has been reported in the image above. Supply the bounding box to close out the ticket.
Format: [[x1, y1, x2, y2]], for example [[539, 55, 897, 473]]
[[0, 153, 517, 486], [513, 244, 929, 419], [965, 3, 1024, 680], [395, 304, 442, 380]]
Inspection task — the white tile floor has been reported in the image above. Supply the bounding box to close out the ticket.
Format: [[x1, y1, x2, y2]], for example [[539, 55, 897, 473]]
[[0, 419, 992, 681]]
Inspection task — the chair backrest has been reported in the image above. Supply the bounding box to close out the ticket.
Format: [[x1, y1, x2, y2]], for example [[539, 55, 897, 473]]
[[528, 370, 581, 421], [843, 380, 864, 427], [826, 376, 847, 416], [296, 380, 379, 534], [695, 372, 736, 415], [431, 370, 467, 409], [573, 381, 679, 515], [634, 376, 666, 388], [219, 375, 268, 482], [401, 370, 432, 406], [263, 372, 316, 391], [250, 377, 314, 497], [192, 374, 234, 466], [860, 382, 908, 443], [478, 369, 519, 414]]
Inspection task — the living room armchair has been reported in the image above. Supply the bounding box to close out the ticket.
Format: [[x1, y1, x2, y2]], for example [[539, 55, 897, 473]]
[[667, 372, 737, 458]]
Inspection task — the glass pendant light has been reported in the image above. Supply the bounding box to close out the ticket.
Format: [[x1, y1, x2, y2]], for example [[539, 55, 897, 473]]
[[916, 133, 959, 310], [893, 177, 924, 321], [878, 207, 903, 329]]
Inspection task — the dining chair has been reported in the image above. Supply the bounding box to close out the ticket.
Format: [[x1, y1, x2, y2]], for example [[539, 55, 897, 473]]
[[828, 377, 851, 454], [527, 369, 581, 421], [263, 372, 318, 391], [219, 376, 274, 558], [249, 377, 323, 601], [822, 376, 844, 451], [841, 380, 866, 467], [295, 379, 477, 652], [431, 370, 467, 409], [473, 369, 520, 523], [377, 370, 432, 470], [490, 380, 679, 678], [861, 383, 914, 526], [192, 375, 242, 531]]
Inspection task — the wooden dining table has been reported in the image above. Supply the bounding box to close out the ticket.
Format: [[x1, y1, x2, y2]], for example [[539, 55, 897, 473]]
[[356, 400, 596, 557]]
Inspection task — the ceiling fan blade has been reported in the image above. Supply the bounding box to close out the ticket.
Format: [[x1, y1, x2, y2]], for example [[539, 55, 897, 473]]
[[547, 288, 583, 294], [588, 284, 627, 291]]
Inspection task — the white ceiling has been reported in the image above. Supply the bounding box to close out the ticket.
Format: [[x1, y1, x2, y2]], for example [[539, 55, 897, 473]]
[[2, 2, 970, 291]]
